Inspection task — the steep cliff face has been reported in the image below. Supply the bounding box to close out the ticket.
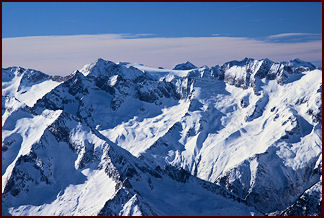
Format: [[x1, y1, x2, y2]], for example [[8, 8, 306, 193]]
[[2, 58, 322, 215], [280, 178, 322, 216]]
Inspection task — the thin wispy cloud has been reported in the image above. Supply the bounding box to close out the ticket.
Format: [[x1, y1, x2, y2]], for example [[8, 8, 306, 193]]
[[2, 34, 322, 76], [268, 32, 321, 39], [120, 33, 156, 38]]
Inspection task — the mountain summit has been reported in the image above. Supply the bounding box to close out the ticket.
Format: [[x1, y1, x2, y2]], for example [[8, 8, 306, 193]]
[[173, 61, 197, 70], [2, 58, 322, 216]]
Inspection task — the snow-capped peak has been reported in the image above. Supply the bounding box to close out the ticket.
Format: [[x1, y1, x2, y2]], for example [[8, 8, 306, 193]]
[[79, 58, 144, 80], [281, 58, 317, 73], [79, 58, 115, 76], [173, 61, 197, 70], [2, 67, 63, 110], [2, 57, 321, 216]]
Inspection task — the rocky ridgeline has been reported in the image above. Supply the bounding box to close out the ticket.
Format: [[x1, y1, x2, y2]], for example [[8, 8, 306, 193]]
[[2, 58, 322, 215]]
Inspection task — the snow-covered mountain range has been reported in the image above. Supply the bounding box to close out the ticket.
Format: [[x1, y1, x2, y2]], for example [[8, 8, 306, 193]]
[[2, 57, 322, 215]]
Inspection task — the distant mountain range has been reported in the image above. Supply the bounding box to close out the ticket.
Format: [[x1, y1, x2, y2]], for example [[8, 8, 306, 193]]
[[2, 57, 322, 215]]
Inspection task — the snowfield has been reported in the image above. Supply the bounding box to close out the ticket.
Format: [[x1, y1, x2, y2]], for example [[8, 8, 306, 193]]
[[2, 58, 322, 215]]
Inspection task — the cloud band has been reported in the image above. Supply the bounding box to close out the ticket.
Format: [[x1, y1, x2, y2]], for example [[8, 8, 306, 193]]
[[2, 34, 322, 75]]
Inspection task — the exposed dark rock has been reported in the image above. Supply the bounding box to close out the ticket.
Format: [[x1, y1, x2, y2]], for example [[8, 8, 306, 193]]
[[281, 181, 322, 216], [173, 61, 197, 70], [163, 165, 191, 183]]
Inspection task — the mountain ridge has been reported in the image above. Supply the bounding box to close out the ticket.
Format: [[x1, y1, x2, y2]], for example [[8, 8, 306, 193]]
[[2, 57, 322, 215]]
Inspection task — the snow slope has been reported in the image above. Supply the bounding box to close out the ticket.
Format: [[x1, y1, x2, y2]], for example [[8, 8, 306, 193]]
[[2, 57, 322, 215], [2, 67, 63, 127]]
